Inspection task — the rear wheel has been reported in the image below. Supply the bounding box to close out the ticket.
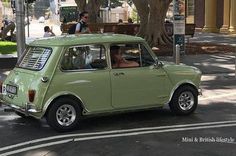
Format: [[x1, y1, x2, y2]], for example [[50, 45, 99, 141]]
[[46, 98, 81, 132], [169, 86, 198, 115]]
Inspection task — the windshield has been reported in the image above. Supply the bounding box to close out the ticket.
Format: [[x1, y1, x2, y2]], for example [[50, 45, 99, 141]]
[[17, 46, 52, 71]]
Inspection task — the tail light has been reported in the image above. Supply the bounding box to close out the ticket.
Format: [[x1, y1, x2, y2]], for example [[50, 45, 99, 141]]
[[28, 90, 36, 102]]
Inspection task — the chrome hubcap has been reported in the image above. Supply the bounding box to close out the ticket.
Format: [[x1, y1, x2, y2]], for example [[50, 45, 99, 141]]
[[178, 91, 194, 111], [56, 104, 76, 126]]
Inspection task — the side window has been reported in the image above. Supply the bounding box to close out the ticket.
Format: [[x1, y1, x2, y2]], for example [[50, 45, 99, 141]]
[[61, 45, 107, 70], [110, 43, 155, 69], [110, 44, 140, 69]]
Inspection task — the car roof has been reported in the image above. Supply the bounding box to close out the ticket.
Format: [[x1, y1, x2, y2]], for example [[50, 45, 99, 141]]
[[30, 34, 145, 47]]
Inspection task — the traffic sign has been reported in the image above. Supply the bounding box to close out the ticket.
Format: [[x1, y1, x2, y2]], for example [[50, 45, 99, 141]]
[[173, 0, 186, 54]]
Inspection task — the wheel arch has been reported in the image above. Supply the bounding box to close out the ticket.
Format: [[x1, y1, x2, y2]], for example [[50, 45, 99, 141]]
[[168, 81, 198, 104], [42, 92, 87, 118]]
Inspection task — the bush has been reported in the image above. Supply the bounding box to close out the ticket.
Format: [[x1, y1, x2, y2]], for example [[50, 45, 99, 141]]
[[0, 41, 17, 54]]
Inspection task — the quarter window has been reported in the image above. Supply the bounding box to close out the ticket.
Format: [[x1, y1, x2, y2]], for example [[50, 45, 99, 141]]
[[61, 45, 107, 70]]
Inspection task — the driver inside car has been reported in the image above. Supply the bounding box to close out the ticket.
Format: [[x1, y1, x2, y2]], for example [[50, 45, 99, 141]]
[[110, 45, 139, 68]]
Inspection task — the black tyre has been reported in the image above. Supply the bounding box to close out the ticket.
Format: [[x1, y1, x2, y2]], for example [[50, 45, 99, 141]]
[[169, 86, 198, 115], [46, 98, 81, 132]]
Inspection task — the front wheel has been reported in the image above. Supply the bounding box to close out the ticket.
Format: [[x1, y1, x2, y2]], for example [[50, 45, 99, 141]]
[[46, 98, 81, 132], [169, 86, 198, 115]]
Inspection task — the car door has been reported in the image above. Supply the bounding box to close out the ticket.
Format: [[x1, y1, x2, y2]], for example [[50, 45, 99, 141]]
[[47, 44, 112, 112], [110, 43, 169, 109]]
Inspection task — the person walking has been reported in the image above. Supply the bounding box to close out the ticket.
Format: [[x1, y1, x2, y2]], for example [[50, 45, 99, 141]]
[[75, 11, 91, 34]]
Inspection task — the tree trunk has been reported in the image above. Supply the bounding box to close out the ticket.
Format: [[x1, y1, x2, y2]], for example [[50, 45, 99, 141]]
[[147, 0, 172, 47], [88, 0, 103, 23], [75, 0, 87, 11], [74, 0, 102, 23], [132, 0, 149, 37], [133, 0, 172, 47]]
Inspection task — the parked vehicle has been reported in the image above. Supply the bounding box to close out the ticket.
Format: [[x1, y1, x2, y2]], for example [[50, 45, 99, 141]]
[[0, 34, 202, 132], [38, 16, 45, 23]]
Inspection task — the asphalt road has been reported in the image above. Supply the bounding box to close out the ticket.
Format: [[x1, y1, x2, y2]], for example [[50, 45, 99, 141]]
[[0, 75, 236, 156]]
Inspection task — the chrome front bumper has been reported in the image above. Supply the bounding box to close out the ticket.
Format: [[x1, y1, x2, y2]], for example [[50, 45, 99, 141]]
[[198, 88, 202, 96]]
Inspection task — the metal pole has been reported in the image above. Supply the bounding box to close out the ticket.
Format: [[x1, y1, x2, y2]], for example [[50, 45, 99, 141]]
[[15, 0, 25, 59], [108, 0, 111, 22], [173, 0, 186, 59], [176, 44, 180, 64], [27, 1, 30, 37]]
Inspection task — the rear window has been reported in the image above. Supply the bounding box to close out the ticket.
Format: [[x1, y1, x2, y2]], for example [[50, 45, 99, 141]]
[[18, 47, 52, 70]]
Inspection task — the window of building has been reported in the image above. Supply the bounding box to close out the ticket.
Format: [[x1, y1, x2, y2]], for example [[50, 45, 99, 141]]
[[186, 0, 194, 23]]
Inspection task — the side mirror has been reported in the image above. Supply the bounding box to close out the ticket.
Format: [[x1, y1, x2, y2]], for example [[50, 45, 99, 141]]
[[158, 61, 163, 67], [154, 57, 158, 64], [153, 57, 163, 68]]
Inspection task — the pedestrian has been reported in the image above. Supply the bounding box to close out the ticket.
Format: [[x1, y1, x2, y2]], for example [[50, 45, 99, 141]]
[[128, 18, 133, 24], [1, 18, 15, 41], [118, 19, 123, 24], [43, 26, 55, 37], [75, 11, 91, 34], [178, 0, 185, 15]]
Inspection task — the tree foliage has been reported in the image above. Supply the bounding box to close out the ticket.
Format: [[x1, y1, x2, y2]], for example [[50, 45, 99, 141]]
[[74, 0, 133, 22], [101, 0, 133, 8], [101, 0, 122, 8]]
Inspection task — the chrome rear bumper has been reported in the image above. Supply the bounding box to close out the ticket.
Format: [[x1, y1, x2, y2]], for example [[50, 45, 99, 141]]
[[1, 101, 41, 118]]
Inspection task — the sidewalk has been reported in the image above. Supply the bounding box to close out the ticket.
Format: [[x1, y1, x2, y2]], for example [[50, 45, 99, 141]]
[[159, 53, 236, 74], [158, 32, 236, 75], [189, 32, 236, 47]]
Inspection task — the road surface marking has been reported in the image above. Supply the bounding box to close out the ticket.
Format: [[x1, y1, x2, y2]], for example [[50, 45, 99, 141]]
[[1, 120, 236, 152], [1, 121, 236, 156], [199, 92, 236, 101]]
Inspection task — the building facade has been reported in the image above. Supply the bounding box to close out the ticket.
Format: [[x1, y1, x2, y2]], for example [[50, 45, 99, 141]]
[[194, 0, 236, 34]]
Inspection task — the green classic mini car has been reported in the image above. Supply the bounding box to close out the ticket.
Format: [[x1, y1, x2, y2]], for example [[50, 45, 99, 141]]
[[0, 34, 201, 131]]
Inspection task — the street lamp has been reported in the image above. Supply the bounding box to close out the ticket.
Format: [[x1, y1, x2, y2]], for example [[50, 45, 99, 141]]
[[108, 0, 111, 22], [25, 0, 35, 37]]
